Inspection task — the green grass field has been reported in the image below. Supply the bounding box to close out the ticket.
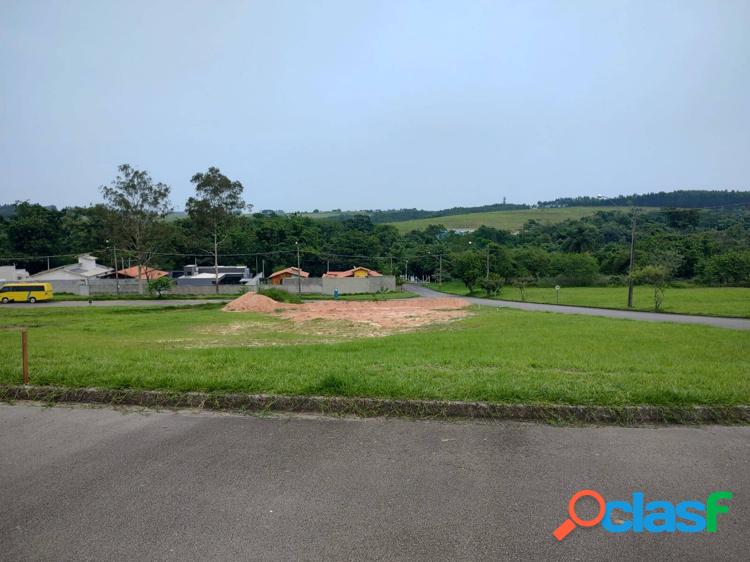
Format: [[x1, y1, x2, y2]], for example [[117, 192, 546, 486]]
[[427, 282, 750, 318], [389, 206, 649, 232], [1, 304, 748, 406]]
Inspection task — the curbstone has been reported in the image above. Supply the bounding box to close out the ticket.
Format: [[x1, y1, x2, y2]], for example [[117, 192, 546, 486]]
[[1, 385, 749, 425]]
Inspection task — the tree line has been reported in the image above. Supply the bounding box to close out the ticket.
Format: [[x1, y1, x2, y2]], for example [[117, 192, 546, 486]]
[[1, 165, 749, 297]]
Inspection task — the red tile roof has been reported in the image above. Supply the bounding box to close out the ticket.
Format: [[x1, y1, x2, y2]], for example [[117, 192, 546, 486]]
[[323, 266, 382, 278], [268, 267, 310, 279], [115, 266, 169, 280]]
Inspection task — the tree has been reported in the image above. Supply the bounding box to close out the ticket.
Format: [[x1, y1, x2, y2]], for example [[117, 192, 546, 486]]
[[513, 276, 534, 301], [451, 251, 483, 292], [185, 167, 247, 293], [632, 265, 670, 311], [480, 273, 503, 296], [101, 164, 172, 294], [148, 276, 173, 298]]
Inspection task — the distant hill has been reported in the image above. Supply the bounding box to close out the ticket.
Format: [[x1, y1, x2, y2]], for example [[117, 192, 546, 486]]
[[538, 190, 750, 209], [298, 202, 528, 223], [387, 206, 647, 233], [0, 203, 57, 218]]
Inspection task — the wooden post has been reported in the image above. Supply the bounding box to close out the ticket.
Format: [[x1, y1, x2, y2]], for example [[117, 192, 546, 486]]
[[21, 329, 29, 385]]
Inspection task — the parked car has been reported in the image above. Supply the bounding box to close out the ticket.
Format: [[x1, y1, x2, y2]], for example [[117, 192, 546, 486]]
[[0, 282, 54, 303]]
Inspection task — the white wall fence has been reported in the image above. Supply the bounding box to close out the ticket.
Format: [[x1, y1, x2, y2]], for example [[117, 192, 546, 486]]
[[40, 276, 396, 296], [46, 278, 247, 296], [278, 276, 397, 295]]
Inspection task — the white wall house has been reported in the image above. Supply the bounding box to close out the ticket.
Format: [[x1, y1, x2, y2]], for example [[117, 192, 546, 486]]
[[30, 254, 113, 293], [0, 265, 30, 285]]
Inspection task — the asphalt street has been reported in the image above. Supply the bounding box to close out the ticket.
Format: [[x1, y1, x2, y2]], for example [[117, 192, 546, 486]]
[[0, 403, 747, 561], [406, 284, 750, 330], [1, 299, 226, 308]]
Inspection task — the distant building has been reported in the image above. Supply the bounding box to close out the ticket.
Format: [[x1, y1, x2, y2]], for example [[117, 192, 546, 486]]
[[175, 264, 250, 286], [0, 265, 30, 285], [31, 254, 112, 282], [323, 266, 382, 278], [267, 267, 309, 285], [99, 266, 169, 280]]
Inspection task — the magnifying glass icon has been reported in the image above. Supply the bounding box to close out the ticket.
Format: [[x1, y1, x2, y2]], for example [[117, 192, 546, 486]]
[[553, 489, 606, 541]]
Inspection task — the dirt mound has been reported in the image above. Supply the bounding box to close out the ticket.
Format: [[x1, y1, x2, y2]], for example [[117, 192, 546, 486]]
[[222, 293, 290, 313], [224, 293, 471, 331], [281, 297, 470, 329]]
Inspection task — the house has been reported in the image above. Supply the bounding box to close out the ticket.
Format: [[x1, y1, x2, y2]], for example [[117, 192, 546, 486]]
[[99, 266, 169, 280], [175, 264, 251, 286], [0, 265, 30, 285], [268, 267, 309, 285], [323, 266, 382, 278], [31, 254, 112, 282]]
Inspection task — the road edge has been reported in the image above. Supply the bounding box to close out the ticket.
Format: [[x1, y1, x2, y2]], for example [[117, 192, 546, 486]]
[[1, 385, 749, 425]]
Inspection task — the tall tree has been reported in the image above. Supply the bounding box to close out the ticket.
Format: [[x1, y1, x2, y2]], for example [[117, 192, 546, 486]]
[[185, 167, 247, 292], [100, 164, 172, 293]]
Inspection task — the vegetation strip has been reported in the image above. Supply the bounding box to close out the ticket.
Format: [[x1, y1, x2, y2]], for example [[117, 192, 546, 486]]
[[2, 385, 749, 425]]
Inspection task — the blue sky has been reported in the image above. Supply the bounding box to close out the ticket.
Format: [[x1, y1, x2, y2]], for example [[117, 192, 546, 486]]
[[1, 1, 749, 211]]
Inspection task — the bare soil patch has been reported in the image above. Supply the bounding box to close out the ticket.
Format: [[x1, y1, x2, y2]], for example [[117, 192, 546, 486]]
[[223, 293, 471, 332]]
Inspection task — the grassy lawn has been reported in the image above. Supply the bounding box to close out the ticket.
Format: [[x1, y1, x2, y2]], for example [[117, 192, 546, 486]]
[[389, 206, 651, 233], [1, 304, 748, 406], [427, 281, 750, 318]]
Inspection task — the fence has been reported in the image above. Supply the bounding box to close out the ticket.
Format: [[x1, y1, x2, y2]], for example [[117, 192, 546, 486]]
[[46, 278, 247, 296], [278, 276, 397, 295]]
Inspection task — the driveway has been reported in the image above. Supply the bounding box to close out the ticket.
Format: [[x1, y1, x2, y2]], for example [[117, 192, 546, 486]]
[[1, 299, 227, 308], [0, 403, 747, 561], [406, 284, 750, 330]]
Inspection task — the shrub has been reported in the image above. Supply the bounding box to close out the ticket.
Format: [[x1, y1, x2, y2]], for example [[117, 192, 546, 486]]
[[480, 274, 503, 296], [550, 253, 600, 286], [258, 287, 303, 304], [147, 276, 173, 298]]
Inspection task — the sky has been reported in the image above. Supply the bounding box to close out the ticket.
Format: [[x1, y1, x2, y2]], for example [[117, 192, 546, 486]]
[[1, 1, 749, 212]]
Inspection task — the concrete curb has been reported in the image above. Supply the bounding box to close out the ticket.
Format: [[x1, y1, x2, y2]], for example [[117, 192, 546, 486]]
[[2, 385, 749, 425]]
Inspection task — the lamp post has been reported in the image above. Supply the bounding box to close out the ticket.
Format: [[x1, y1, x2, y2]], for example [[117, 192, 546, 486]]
[[106, 239, 120, 297], [627, 209, 638, 308], [295, 241, 301, 296]]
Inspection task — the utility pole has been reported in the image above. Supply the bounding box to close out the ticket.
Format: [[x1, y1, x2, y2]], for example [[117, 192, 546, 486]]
[[627, 209, 638, 308], [439, 254, 443, 286], [296, 241, 301, 296], [262, 259, 265, 279], [113, 245, 120, 297], [46, 256, 50, 271], [404, 259, 408, 281], [213, 232, 220, 294], [107, 240, 119, 296], [327, 259, 330, 273]]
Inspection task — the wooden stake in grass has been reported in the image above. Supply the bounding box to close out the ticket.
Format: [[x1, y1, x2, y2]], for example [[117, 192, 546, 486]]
[[21, 329, 29, 385]]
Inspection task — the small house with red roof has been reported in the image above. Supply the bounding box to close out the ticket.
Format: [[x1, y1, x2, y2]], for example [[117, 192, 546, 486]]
[[268, 267, 310, 285]]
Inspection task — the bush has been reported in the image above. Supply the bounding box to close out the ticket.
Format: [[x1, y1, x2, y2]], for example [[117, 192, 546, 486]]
[[147, 276, 173, 298], [699, 250, 750, 286], [549, 253, 600, 286], [258, 287, 303, 304], [480, 274, 503, 296]]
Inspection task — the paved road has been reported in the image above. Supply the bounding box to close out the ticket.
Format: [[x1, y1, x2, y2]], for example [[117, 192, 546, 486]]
[[1, 299, 227, 308], [1, 403, 747, 561], [407, 284, 750, 330]]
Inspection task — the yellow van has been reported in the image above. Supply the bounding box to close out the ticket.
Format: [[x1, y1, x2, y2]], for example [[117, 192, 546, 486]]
[[0, 282, 54, 303]]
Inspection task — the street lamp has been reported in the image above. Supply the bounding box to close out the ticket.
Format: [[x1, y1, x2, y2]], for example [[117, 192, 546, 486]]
[[106, 239, 119, 296], [295, 241, 301, 296]]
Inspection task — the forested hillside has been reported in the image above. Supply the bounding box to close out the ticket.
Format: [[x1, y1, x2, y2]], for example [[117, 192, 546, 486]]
[[2, 201, 748, 287]]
